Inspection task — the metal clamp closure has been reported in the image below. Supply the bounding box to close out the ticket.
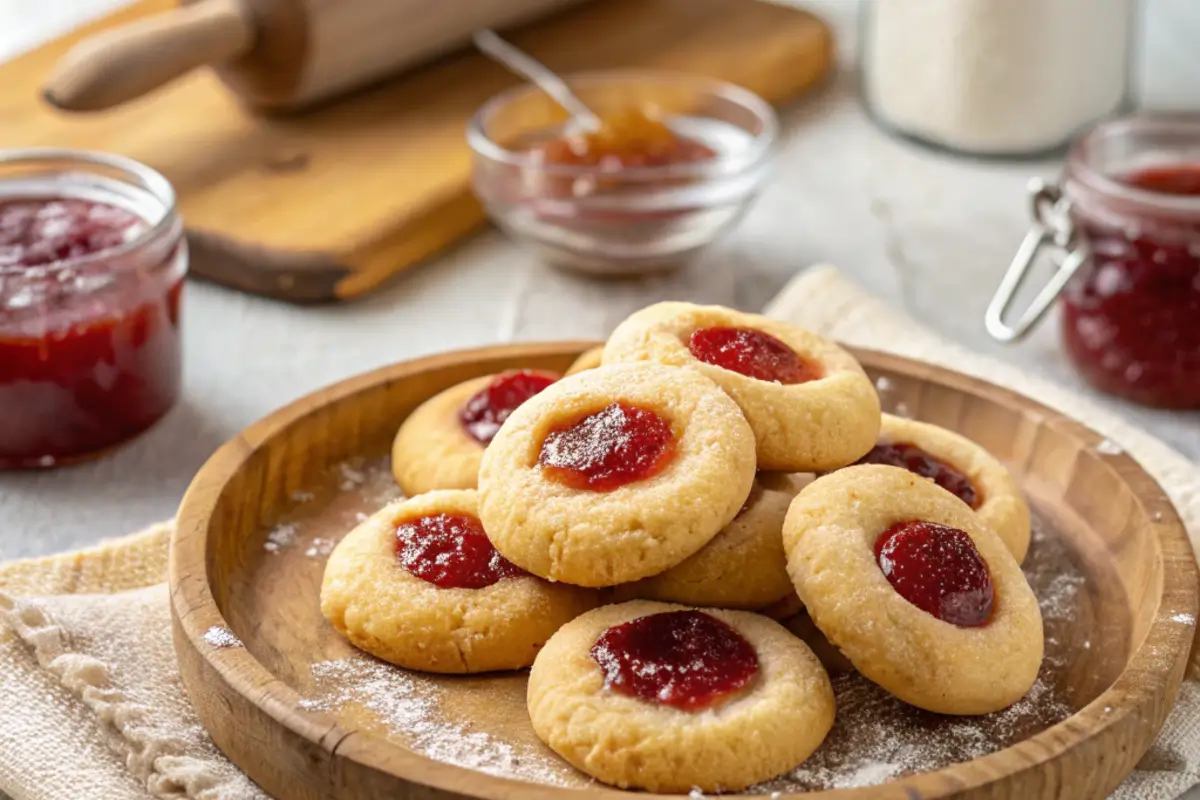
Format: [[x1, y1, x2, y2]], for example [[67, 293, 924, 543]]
[[985, 179, 1089, 343]]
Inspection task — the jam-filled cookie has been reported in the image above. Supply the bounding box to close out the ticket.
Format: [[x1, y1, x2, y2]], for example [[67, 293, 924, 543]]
[[320, 489, 595, 673], [565, 345, 604, 376], [528, 600, 835, 793], [853, 413, 1032, 562], [478, 363, 756, 587], [603, 302, 880, 472], [784, 465, 1043, 715], [391, 369, 558, 496], [614, 472, 799, 610]]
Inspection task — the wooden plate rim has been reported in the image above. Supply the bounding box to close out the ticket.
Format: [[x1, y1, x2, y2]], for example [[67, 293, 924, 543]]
[[170, 342, 1199, 799]]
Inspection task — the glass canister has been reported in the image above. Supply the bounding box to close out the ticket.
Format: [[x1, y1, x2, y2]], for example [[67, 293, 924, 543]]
[[0, 149, 187, 468], [860, 0, 1136, 158], [986, 116, 1200, 408]]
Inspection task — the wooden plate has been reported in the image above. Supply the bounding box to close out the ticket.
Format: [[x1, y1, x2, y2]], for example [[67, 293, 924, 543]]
[[171, 343, 1198, 799]]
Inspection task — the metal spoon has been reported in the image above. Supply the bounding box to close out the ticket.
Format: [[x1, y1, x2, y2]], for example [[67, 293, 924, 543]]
[[472, 28, 603, 133]]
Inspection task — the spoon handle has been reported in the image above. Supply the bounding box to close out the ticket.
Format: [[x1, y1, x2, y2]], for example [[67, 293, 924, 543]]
[[473, 29, 603, 132]]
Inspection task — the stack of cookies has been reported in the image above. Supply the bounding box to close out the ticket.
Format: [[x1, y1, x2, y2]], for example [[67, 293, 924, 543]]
[[320, 301, 1045, 794]]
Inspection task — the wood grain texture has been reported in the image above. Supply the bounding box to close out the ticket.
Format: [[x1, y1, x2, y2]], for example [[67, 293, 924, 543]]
[[44, 0, 254, 112], [3, 0, 834, 303], [170, 343, 1198, 800]]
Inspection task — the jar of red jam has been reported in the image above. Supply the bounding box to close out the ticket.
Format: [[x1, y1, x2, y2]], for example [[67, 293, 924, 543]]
[[987, 116, 1200, 408], [0, 149, 186, 468]]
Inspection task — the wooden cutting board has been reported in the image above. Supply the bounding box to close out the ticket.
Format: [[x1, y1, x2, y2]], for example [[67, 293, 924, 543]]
[[0, 0, 833, 303]]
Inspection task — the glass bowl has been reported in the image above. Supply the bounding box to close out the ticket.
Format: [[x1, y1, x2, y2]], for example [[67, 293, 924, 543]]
[[467, 70, 778, 276]]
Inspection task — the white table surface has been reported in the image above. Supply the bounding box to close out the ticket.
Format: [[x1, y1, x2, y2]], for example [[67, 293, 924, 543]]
[[1, 0, 1198, 559]]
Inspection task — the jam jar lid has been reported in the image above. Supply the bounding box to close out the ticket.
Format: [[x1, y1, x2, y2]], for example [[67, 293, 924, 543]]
[[986, 115, 1200, 343]]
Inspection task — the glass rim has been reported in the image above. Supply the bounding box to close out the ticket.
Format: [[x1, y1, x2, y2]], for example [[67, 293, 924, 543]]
[[0, 147, 180, 276], [465, 69, 779, 179], [1066, 115, 1200, 217]]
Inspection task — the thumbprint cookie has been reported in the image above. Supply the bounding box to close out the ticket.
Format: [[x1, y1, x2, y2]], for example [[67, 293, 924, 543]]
[[853, 413, 1032, 562], [527, 600, 835, 793], [565, 345, 604, 376], [320, 490, 596, 673], [391, 369, 558, 496], [478, 363, 757, 587], [783, 465, 1043, 715], [602, 302, 880, 472], [614, 472, 800, 610]]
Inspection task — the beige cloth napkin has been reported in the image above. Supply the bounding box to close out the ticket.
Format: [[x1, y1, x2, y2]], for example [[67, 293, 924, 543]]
[[1, 265, 1197, 800]]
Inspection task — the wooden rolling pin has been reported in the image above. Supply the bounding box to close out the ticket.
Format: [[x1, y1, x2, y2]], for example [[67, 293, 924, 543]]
[[44, 0, 587, 112]]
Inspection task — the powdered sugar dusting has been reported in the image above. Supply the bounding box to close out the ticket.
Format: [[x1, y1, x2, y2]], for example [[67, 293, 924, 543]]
[[339, 459, 369, 491], [263, 457, 401, 556], [202, 626, 242, 649], [263, 524, 298, 553], [304, 538, 335, 558], [300, 658, 571, 785]]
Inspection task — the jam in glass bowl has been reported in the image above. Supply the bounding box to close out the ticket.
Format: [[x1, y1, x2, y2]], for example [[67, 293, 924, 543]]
[[988, 116, 1200, 408], [0, 149, 186, 469], [468, 71, 778, 277]]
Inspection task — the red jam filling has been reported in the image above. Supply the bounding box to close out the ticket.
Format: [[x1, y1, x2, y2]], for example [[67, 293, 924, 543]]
[[537, 108, 716, 171], [395, 513, 525, 589], [0, 198, 182, 469], [459, 369, 558, 445], [687, 326, 819, 384], [538, 401, 677, 491], [0, 198, 142, 268], [875, 521, 994, 628], [855, 442, 980, 508], [590, 610, 759, 711], [1061, 164, 1200, 408]]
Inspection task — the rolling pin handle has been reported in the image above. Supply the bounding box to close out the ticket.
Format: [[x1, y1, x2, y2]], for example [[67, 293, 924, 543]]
[[43, 0, 257, 112]]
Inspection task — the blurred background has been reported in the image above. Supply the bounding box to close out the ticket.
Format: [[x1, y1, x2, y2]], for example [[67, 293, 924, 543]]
[[1, 0, 1197, 553]]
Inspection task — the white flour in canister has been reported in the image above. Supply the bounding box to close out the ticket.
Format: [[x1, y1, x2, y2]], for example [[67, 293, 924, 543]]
[[863, 0, 1133, 156]]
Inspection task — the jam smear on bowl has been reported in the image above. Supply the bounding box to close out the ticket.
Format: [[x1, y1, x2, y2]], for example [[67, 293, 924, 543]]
[[875, 521, 994, 628], [688, 326, 820, 384], [855, 442, 980, 508], [396, 513, 526, 589], [1061, 163, 1200, 408], [539, 401, 677, 492], [0, 196, 183, 469], [590, 609, 759, 711], [459, 369, 558, 445], [538, 107, 717, 172]]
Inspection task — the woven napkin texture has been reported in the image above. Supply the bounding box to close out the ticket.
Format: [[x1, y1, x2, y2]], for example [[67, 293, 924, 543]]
[[1, 264, 1197, 800]]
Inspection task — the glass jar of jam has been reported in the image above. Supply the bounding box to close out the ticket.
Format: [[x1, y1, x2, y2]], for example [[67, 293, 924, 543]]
[[0, 149, 186, 469], [987, 116, 1200, 408]]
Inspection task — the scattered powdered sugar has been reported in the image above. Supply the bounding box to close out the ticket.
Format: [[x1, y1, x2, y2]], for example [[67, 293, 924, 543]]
[[263, 524, 299, 553], [1094, 438, 1124, 455], [1172, 613, 1196, 625], [299, 658, 570, 785], [874, 375, 895, 395], [304, 537, 335, 558], [264, 457, 401, 555], [891, 400, 912, 418], [688, 789, 706, 799], [202, 626, 243, 649], [339, 460, 369, 491]]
